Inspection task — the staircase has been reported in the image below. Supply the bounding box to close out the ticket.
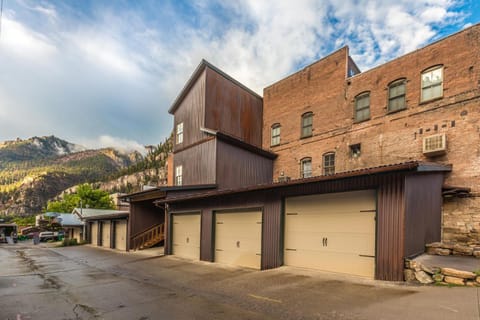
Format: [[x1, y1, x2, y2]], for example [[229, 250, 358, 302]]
[[131, 223, 165, 251]]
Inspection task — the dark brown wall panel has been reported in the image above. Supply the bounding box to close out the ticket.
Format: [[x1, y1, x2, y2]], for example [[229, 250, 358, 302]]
[[174, 139, 216, 186], [376, 177, 405, 281], [216, 139, 273, 189], [205, 67, 263, 147], [173, 69, 208, 150], [404, 173, 444, 258], [130, 201, 164, 249]]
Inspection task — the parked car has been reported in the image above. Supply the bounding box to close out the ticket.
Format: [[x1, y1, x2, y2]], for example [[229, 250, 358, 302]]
[[39, 231, 55, 242]]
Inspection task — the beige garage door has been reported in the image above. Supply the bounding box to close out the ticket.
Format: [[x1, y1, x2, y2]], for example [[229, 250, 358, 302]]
[[172, 213, 201, 260], [91, 222, 98, 246], [115, 220, 127, 251], [215, 210, 262, 269], [102, 221, 111, 248], [285, 190, 376, 278]]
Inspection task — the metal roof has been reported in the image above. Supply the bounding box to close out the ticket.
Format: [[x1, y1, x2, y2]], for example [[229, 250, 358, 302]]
[[156, 161, 452, 204], [54, 214, 84, 227], [72, 208, 129, 220]]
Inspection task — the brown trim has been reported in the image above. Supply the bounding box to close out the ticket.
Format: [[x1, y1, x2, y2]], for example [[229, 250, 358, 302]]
[[173, 136, 216, 154]]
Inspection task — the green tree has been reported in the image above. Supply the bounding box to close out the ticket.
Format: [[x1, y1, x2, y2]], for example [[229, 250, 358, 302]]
[[47, 184, 115, 212]]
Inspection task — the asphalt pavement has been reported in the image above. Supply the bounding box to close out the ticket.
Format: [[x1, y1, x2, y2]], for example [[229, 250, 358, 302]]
[[1, 242, 479, 320]]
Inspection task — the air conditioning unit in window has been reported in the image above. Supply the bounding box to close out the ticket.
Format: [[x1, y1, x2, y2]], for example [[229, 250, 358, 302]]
[[423, 133, 447, 157], [278, 176, 291, 183]]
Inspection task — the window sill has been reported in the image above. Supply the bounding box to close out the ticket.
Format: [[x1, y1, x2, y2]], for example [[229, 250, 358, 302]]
[[353, 118, 370, 124], [419, 96, 443, 105], [300, 135, 313, 140], [386, 107, 407, 115]]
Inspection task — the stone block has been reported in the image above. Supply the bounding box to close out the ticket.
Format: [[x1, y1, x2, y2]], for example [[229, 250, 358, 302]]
[[476, 276, 480, 284], [415, 271, 434, 284], [473, 250, 480, 258], [435, 248, 451, 256], [466, 281, 477, 287], [444, 276, 465, 285], [404, 269, 416, 282], [441, 268, 476, 279], [421, 264, 435, 275], [453, 244, 474, 255], [426, 242, 443, 248], [432, 274, 444, 282]]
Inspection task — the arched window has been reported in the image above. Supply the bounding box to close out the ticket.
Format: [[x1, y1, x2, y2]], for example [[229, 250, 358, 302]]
[[421, 65, 443, 102], [300, 157, 312, 178], [388, 79, 406, 112], [271, 123, 281, 146], [354, 92, 370, 122], [301, 112, 313, 138], [323, 152, 335, 175]]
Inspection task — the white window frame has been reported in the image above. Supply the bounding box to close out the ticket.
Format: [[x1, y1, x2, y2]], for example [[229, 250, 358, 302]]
[[176, 122, 184, 144], [271, 124, 281, 146], [175, 165, 183, 186], [323, 152, 335, 175], [388, 79, 406, 112], [300, 157, 312, 178], [354, 92, 370, 122], [421, 66, 443, 102]]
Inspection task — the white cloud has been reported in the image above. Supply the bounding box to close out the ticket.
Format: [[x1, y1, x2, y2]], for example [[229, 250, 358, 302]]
[[0, 0, 468, 148], [80, 135, 147, 155]]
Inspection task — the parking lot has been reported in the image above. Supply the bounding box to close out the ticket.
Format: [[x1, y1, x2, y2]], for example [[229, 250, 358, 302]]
[[1, 242, 479, 320]]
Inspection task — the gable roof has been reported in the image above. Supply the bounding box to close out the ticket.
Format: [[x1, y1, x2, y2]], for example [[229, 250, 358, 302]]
[[72, 208, 129, 220], [54, 214, 84, 227], [168, 59, 262, 115]]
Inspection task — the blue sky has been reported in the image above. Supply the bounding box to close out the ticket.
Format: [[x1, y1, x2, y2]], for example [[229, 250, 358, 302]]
[[0, 0, 478, 152]]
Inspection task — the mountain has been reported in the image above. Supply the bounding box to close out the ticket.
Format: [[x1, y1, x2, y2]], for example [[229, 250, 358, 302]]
[[0, 136, 143, 216]]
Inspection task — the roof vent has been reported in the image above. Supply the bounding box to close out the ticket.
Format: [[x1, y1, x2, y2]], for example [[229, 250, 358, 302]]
[[423, 133, 446, 156]]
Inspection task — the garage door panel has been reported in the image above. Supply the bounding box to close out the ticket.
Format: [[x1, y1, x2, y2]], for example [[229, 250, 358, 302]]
[[215, 211, 262, 269], [285, 190, 376, 278], [91, 222, 98, 246], [115, 220, 127, 251], [284, 250, 375, 278], [102, 221, 110, 248], [286, 212, 374, 234], [172, 214, 200, 260]]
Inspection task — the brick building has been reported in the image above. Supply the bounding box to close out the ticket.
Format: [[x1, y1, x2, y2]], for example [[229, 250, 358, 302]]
[[263, 24, 480, 245]]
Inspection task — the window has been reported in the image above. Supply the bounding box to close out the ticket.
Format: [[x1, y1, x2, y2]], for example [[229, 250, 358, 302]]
[[301, 112, 313, 138], [323, 153, 335, 175], [271, 124, 281, 146], [349, 144, 361, 158], [175, 165, 183, 186], [176, 122, 184, 144], [388, 79, 406, 112], [421, 66, 443, 102], [300, 157, 312, 178], [355, 92, 370, 122]]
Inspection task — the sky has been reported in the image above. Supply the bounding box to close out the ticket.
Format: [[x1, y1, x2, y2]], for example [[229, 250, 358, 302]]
[[0, 0, 479, 153]]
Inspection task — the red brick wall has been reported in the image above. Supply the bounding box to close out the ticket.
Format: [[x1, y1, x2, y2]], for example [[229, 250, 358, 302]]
[[263, 25, 480, 244]]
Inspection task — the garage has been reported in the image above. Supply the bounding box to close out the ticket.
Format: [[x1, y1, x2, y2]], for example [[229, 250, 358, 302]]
[[214, 210, 262, 269], [115, 220, 128, 251], [172, 213, 201, 260], [102, 221, 111, 248], [284, 190, 376, 278], [91, 222, 98, 246]]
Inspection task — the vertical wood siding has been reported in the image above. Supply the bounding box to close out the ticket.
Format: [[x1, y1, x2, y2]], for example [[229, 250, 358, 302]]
[[173, 69, 207, 150], [216, 139, 273, 189], [205, 68, 263, 147], [404, 173, 444, 258], [174, 139, 216, 186]]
